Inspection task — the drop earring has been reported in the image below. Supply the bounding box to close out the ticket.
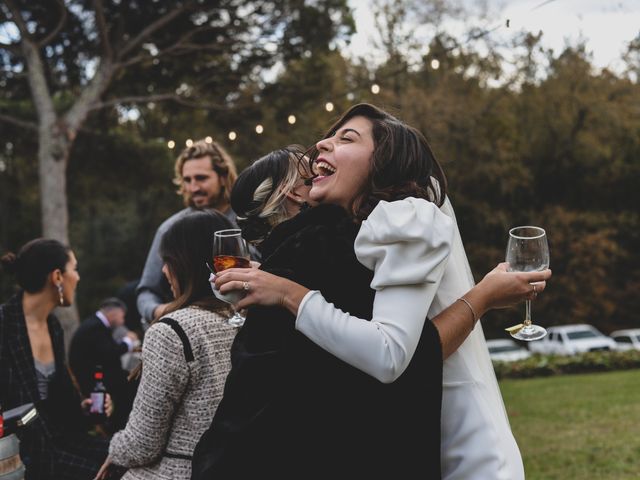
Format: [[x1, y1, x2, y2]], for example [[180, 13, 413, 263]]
[[57, 283, 64, 306]]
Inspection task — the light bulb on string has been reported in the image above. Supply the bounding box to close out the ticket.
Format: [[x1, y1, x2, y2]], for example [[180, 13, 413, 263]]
[[288, 115, 296, 125], [205, 136, 213, 143], [325, 102, 334, 112], [167, 140, 175, 149], [371, 84, 380, 94], [255, 124, 264, 134], [185, 139, 193, 147], [430, 59, 440, 70], [228, 131, 237, 141]]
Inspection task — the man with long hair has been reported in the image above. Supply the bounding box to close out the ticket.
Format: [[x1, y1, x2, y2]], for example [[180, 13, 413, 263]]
[[136, 140, 238, 328]]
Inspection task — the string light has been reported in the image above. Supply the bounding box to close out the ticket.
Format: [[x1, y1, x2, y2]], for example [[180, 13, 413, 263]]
[[160, 2, 559, 152]]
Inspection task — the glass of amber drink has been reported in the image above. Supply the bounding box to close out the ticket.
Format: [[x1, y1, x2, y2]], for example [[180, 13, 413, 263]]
[[213, 228, 251, 326]]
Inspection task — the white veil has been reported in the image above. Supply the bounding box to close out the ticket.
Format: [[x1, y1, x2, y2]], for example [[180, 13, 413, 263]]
[[430, 196, 525, 478], [435, 196, 510, 421]]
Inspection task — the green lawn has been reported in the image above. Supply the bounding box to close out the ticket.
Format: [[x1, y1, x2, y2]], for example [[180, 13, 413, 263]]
[[500, 369, 640, 479]]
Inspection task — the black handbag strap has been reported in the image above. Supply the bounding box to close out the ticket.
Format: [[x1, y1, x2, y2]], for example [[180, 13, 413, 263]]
[[158, 317, 194, 363], [164, 451, 193, 460]]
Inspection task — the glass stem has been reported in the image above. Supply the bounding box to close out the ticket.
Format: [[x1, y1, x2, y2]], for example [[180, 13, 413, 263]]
[[524, 299, 532, 327]]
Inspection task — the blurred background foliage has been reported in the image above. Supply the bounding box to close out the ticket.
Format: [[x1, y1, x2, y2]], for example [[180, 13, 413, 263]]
[[0, 0, 638, 340]]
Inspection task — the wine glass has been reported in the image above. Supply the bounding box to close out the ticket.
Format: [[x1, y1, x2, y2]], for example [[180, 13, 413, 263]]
[[505, 225, 550, 341], [213, 228, 251, 327]]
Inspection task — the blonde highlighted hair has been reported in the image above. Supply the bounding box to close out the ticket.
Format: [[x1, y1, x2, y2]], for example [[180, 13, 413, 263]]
[[231, 145, 311, 245]]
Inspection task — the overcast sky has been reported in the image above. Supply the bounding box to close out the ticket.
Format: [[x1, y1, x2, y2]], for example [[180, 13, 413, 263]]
[[346, 0, 640, 73]]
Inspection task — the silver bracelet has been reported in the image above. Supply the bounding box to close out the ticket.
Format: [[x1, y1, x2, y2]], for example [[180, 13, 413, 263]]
[[457, 297, 478, 328]]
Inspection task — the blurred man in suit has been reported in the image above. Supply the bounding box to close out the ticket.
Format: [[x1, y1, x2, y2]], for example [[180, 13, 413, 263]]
[[69, 297, 138, 431]]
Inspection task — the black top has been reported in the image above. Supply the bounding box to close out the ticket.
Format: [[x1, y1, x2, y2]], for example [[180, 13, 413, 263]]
[[191, 204, 443, 478]]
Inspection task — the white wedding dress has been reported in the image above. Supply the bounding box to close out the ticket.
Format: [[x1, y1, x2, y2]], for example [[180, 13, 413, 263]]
[[296, 197, 525, 479], [432, 198, 525, 479]]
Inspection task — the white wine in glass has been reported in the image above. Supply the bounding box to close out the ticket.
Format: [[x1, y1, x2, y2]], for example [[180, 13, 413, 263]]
[[213, 228, 251, 327], [505, 225, 550, 341]]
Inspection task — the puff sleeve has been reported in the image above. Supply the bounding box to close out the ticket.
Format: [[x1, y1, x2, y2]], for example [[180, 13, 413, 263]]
[[296, 198, 453, 382]]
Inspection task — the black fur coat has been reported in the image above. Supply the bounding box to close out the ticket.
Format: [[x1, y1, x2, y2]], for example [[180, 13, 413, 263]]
[[192, 204, 443, 479]]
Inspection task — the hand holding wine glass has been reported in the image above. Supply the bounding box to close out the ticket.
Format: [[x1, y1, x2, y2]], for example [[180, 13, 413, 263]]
[[505, 225, 550, 341], [213, 228, 251, 327]]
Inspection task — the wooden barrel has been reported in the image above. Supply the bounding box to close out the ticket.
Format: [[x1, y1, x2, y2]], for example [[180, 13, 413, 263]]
[[0, 434, 25, 480]]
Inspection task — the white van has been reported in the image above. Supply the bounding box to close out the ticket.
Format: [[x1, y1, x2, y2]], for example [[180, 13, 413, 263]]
[[528, 324, 617, 355]]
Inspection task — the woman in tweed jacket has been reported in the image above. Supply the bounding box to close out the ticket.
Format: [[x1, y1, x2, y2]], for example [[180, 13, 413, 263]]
[[96, 210, 237, 480]]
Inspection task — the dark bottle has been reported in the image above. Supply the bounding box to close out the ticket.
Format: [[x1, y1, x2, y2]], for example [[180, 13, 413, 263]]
[[89, 366, 107, 422]]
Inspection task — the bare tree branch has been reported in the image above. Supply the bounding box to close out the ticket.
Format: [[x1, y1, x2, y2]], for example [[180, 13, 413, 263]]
[[0, 112, 38, 130], [37, 0, 68, 47], [91, 93, 179, 110], [116, 53, 150, 69], [92, 0, 113, 59], [119, 3, 193, 58], [90, 92, 226, 111], [64, 58, 117, 131], [172, 96, 227, 110], [116, 30, 233, 69]]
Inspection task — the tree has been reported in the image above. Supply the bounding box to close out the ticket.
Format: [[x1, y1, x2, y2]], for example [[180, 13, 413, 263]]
[[0, 0, 353, 243], [0, 0, 353, 336]]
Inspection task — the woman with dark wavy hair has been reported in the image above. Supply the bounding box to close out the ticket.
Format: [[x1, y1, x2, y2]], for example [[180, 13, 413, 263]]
[[194, 104, 550, 479]]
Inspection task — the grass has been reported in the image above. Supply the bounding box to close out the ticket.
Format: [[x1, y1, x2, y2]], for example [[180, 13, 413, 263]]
[[500, 369, 640, 479]]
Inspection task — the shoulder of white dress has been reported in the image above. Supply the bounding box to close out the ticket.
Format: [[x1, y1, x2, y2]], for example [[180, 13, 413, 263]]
[[355, 197, 454, 287], [356, 197, 453, 247]]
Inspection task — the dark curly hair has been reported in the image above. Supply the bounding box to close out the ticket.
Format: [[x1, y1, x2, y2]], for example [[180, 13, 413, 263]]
[[307, 103, 447, 222]]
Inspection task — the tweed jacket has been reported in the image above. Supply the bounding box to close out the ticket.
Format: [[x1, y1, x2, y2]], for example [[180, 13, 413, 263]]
[[109, 305, 236, 480], [192, 204, 444, 479], [0, 292, 108, 479]]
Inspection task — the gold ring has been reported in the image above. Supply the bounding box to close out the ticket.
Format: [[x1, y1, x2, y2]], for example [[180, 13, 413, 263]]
[[243, 281, 250, 292]]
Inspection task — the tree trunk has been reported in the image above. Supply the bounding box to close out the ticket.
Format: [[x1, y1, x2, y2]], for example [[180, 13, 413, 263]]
[[38, 122, 79, 348], [20, 26, 117, 351], [39, 124, 69, 242]]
